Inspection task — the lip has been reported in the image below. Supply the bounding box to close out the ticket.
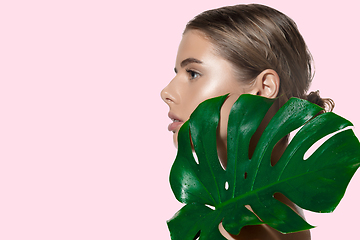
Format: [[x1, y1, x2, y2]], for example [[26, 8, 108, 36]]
[[168, 112, 184, 132]]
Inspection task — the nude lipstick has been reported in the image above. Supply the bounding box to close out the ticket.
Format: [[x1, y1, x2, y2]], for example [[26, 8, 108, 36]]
[[168, 113, 184, 132]]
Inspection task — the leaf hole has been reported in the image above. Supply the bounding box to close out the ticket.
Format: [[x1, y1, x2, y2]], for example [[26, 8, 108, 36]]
[[192, 151, 199, 164], [219, 156, 226, 170], [248, 105, 274, 160], [269, 124, 304, 167], [205, 204, 216, 210], [270, 125, 303, 166], [193, 231, 200, 240], [244, 204, 252, 211], [216, 118, 227, 170], [303, 126, 353, 160], [273, 192, 305, 218], [288, 125, 303, 143], [270, 136, 291, 167], [225, 181, 229, 190], [244, 172, 248, 179]]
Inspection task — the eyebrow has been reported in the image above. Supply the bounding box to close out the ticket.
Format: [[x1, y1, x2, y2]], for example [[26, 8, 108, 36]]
[[174, 58, 203, 73]]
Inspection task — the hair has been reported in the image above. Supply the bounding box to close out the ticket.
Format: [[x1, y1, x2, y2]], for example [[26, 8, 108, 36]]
[[184, 4, 334, 112]]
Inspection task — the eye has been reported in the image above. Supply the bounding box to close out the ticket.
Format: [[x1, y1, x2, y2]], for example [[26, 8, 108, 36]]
[[186, 69, 200, 80]]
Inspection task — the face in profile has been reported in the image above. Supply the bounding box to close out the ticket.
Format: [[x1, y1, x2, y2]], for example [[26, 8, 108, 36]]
[[161, 30, 252, 149]]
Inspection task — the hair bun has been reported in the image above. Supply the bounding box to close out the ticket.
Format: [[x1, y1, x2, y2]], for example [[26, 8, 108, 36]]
[[306, 90, 335, 113]]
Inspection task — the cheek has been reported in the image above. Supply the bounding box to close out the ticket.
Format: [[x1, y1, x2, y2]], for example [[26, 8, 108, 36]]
[[182, 80, 228, 119], [188, 71, 238, 108], [193, 79, 224, 100]]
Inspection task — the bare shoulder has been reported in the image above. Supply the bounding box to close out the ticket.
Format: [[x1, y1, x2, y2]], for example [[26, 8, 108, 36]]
[[219, 193, 311, 240], [219, 222, 311, 240]]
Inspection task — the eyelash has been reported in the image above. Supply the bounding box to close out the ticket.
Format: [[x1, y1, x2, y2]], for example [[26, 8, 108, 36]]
[[186, 69, 201, 80]]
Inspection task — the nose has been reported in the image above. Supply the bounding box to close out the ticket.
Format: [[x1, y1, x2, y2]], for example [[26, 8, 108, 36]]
[[161, 79, 178, 105]]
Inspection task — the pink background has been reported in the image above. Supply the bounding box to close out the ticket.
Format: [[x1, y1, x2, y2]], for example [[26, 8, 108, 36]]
[[1, 0, 359, 239]]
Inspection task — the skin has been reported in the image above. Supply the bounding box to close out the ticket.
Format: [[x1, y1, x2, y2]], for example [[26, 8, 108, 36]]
[[161, 30, 278, 166], [161, 30, 310, 240]]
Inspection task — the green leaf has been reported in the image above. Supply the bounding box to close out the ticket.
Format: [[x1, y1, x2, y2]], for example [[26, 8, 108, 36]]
[[167, 94, 360, 239]]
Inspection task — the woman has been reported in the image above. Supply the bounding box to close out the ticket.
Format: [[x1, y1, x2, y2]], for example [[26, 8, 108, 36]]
[[161, 4, 333, 240]]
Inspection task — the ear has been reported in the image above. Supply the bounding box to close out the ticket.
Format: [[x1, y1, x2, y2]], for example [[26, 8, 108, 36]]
[[249, 69, 280, 98]]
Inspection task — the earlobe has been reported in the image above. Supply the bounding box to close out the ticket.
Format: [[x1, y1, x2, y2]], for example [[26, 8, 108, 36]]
[[251, 69, 280, 98]]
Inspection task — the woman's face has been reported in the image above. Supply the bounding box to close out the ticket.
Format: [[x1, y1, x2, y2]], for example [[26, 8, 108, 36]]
[[161, 30, 252, 147]]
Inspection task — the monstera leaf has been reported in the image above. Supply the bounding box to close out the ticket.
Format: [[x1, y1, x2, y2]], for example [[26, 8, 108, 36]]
[[167, 94, 360, 239]]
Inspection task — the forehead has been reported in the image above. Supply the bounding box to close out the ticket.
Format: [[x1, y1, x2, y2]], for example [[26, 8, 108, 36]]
[[176, 30, 216, 65]]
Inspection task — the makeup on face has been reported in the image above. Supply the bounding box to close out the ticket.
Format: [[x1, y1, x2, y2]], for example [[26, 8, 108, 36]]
[[161, 30, 249, 148]]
